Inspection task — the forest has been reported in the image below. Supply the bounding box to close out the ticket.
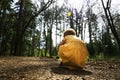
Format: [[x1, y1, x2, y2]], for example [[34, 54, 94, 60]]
[[0, 0, 120, 59], [0, 0, 120, 79]]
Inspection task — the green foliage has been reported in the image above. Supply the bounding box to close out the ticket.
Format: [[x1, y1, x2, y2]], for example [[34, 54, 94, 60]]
[[86, 38, 120, 59]]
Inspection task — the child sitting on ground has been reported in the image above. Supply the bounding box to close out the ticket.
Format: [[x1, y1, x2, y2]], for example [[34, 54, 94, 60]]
[[58, 28, 89, 70]]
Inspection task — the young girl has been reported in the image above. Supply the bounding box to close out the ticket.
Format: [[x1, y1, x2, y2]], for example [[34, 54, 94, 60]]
[[58, 28, 89, 70]]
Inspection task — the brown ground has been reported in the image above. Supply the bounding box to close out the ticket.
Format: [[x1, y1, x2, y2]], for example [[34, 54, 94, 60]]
[[0, 57, 120, 80]]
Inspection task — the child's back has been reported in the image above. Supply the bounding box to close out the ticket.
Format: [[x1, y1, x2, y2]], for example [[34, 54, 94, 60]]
[[58, 28, 89, 70]]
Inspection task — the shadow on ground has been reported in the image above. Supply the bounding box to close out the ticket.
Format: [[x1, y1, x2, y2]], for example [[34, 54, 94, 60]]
[[51, 67, 92, 75]]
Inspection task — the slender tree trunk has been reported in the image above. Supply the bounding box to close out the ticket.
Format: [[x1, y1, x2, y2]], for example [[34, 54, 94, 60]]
[[12, 0, 24, 56], [43, 22, 48, 57], [49, 18, 53, 57], [101, 0, 120, 51], [38, 24, 42, 56], [49, 28, 52, 57], [31, 30, 35, 56], [70, 9, 74, 28], [55, 13, 58, 56], [0, 7, 5, 55]]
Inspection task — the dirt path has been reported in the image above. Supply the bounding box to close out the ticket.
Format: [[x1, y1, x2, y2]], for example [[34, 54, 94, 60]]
[[0, 57, 120, 80]]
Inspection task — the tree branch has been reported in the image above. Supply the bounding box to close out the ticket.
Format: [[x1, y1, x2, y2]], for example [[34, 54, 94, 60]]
[[24, 0, 53, 32]]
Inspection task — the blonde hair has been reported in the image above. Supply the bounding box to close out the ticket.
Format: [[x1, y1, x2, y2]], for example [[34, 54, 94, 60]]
[[63, 28, 76, 37]]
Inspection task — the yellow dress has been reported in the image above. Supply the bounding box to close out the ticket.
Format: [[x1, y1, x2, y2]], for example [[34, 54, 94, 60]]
[[58, 35, 89, 69]]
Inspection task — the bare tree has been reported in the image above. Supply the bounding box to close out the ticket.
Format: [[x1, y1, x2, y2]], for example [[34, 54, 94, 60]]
[[101, 0, 120, 51]]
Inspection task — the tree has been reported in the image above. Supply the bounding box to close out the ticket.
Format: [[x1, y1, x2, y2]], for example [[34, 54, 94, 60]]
[[101, 0, 120, 51], [0, 0, 14, 56], [10, 0, 53, 56]]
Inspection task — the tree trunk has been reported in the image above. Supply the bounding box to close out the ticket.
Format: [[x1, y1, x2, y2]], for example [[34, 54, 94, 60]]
[[49, 19, 53, 57], [11, 0, 24, 56], [101, 0, 120, 51], [70, 9, 74, 28]]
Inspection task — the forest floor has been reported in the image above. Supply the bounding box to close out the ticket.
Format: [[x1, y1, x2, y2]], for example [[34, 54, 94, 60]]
[[0, 57, 120, 80]]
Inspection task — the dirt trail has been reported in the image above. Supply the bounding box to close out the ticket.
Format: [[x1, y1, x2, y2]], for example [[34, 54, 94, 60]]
[[0, 57, 120, 80]]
